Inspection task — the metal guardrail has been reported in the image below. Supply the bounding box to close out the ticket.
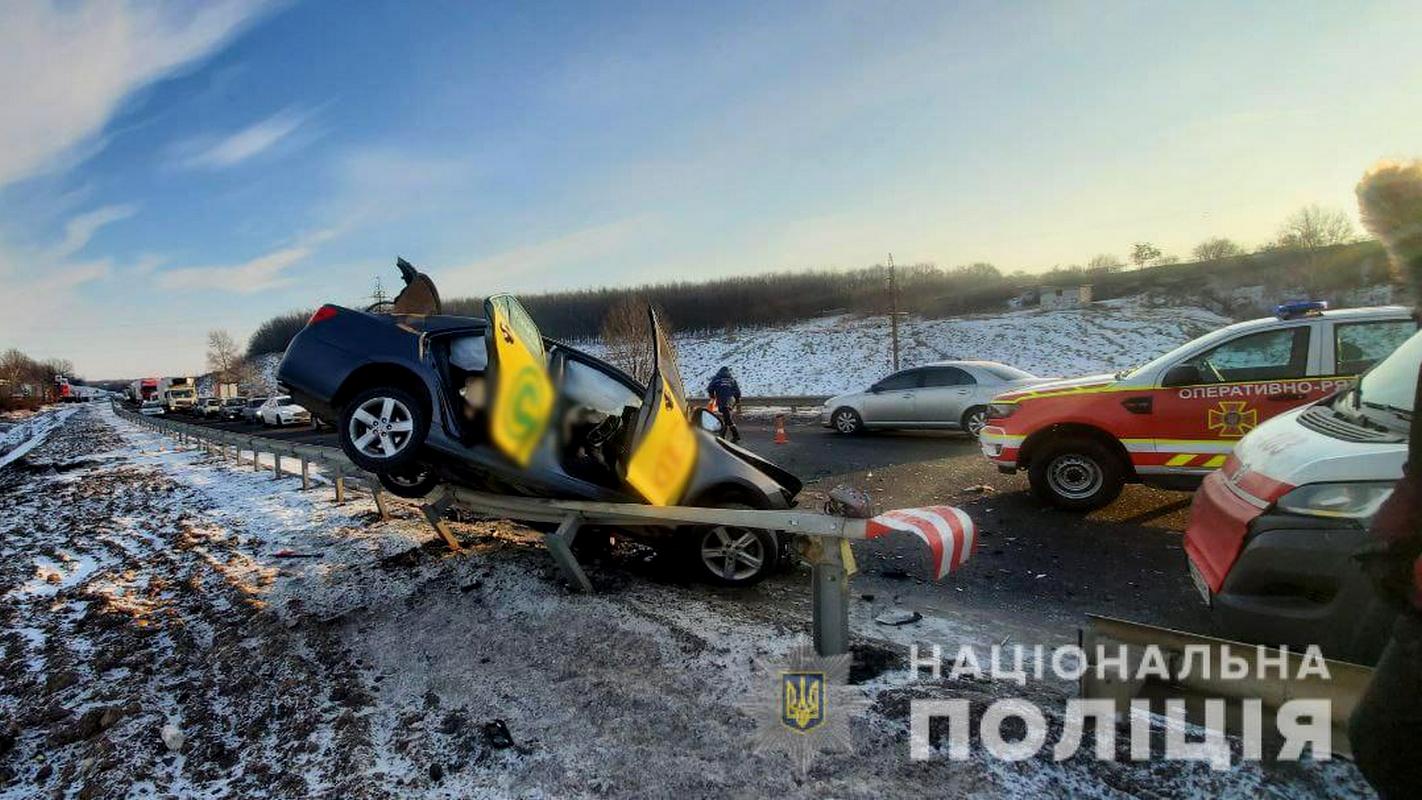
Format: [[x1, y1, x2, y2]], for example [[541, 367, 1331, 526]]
[[691, 395, 830, 411], [112, 402, 860, 656]]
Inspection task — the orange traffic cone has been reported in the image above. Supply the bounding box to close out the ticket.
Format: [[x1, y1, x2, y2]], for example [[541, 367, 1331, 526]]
[[773, 413, 789, 445]]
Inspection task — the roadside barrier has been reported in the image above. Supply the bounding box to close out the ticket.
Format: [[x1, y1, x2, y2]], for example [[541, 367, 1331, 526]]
[[113, 402, 973, 657]]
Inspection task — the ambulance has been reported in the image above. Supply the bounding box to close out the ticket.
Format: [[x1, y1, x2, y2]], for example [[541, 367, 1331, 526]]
[[1183, 326, 1419, 663], [979, 302, 1415, 510]]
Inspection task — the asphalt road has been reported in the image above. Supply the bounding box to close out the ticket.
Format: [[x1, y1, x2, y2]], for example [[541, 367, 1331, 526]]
[[173, 409, 1211, 647]]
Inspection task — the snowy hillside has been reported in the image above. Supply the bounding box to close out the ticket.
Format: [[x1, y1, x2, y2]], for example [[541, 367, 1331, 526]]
[[241, 295, 1233, 398], [583, 295, 1233, 396]]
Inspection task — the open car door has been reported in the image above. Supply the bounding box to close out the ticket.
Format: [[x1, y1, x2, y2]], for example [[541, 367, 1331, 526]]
[[483, 294, 556, 467], [622, 309, 698, 506]]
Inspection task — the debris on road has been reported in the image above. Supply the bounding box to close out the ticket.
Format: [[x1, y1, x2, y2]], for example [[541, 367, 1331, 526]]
[[874, 608, 923, 626]]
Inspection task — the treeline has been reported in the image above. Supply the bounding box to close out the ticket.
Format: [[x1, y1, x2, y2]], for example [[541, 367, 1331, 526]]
[[246, 309, 313, 359], [243, 239, 1392, 355], [443, 262, 1017, 341], [0, 348, 76, 410]]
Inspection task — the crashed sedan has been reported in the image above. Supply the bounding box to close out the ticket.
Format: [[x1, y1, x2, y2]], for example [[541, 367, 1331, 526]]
[[277, 260, 801, 586]]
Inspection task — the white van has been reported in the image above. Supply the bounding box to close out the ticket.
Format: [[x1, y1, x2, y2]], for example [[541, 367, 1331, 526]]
[[1184, 325, 1419, 663]]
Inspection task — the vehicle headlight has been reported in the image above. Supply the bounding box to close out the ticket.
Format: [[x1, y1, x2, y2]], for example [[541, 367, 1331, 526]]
[[986, 403, 1018, 420], [1275, 482, 1395, 520]]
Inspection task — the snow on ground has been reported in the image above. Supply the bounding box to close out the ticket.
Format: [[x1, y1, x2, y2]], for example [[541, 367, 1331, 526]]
[[580, 295, 1232, 396], [0, 406, 1368, 797], [0, 405, 80, 470]]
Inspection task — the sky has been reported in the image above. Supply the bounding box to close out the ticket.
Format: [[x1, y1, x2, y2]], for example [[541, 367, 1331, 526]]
[[2, 0, 1420, 379]]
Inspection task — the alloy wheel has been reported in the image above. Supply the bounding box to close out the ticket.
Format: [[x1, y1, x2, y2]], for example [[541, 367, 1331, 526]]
[[347, 396, 416, 459], [700, 526, 766, 582]]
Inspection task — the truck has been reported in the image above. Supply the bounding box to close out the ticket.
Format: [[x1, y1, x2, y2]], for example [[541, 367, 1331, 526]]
[[160, 377, 197, 413], [128, 378, 160, 404]]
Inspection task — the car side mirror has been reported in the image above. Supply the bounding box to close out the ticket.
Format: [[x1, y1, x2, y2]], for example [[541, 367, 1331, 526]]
[[868, 384, 883, 394], [694, 407, 723, 433], [1162, 364, 1202, 387]]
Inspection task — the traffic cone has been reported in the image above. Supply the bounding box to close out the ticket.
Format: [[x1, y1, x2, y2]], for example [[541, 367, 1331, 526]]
[[773, 413, 789, 445]]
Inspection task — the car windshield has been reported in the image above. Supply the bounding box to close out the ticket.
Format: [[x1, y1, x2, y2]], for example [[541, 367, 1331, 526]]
[[1339, 329, 1421, 432], [248, 398, 266, 407]]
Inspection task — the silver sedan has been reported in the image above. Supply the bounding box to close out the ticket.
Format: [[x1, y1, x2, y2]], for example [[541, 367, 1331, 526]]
[[820, 361, 1047, 437]]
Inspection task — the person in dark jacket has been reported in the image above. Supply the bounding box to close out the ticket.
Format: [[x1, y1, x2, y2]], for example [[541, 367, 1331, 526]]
[[1348, 159, 1422, 800], [706, 366, 742, 442]]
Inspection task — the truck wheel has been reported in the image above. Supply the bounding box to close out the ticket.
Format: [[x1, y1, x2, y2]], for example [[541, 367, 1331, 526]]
[[686, 502, 779, 587], [339, 386, 427, 472], [1028, 437, 1125, 511], [377, 463, 440, 499], [961, 406, 989, 439], [831, 407, 863, 434]]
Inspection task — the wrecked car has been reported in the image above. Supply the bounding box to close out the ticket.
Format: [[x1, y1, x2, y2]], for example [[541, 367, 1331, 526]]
[[277, 259, 801, 586]]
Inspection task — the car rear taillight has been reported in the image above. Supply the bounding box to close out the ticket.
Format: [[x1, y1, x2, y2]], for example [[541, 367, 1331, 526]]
[[308, 305, 339, 325]]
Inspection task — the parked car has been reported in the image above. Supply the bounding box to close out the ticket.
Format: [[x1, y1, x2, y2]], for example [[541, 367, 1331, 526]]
[[139, 399, 165, 416], [277, 261, 802, 586], [197, 397, 222, 418], [980, 302, 1415, 510], [220, 396, 248, 421], [240, 397, 268, 423], [821, 361, 1047, 438], [1182, 327, 1419, 664], [258, 396, 311, 427]]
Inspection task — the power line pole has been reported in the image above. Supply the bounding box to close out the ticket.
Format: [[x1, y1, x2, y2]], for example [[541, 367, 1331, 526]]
[[372, 276, 388, 307], [888, 253, 900, 373]]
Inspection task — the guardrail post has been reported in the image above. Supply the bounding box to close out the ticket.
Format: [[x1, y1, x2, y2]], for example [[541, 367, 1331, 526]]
[[253, 446, 262, 472], [372, 487, 391, 521], [334, 472, 346, 504], [300, 458, 310, 491], [419, 495, 462, 551], [809, 538, 851, 658], [273, 453, 282, 479], [544, 514, 593, 593]]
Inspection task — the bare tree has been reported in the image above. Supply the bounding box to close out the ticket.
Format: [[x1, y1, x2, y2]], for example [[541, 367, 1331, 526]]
[[1277, 205, 1355, 251], [1193, 237, 1244, 261], [599, 296, 670, 385], [1130, 242, 1162, 271], [1087, 253, 1124, 272], [207, 330, 241, 381], [0, 348, 30, 386]]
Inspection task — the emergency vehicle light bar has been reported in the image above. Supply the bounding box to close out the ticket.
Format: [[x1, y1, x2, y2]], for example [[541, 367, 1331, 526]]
[[1275, 299, 1327, 320]]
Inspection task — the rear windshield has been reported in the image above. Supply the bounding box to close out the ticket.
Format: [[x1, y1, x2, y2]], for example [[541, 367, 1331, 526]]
[[978, 364, 1035, 381]]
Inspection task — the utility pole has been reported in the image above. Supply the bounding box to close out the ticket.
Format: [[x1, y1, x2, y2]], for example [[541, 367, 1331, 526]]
[[888, 253, 900, 373]]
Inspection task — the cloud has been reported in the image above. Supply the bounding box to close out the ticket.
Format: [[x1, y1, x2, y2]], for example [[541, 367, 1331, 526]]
[[0, 0, 277, 189], [442, 215, 655, 296], [178, 107, 313, 169], [50, 204, 138, 259], [155, 228, 337, 294]]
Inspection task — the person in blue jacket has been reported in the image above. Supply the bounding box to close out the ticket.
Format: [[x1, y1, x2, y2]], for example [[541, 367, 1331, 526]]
[[706, 366, 741, 442]]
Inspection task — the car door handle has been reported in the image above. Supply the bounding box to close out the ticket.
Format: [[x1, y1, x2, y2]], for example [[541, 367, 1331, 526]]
[[1121, 396, 1153, 414], [900, 393, 914, 399]]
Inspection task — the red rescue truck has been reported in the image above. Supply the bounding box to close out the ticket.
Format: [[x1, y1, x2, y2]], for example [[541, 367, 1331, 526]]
[[979, 302, 1416, 510]]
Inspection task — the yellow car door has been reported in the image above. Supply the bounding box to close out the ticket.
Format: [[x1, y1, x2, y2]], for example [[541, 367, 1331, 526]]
[[483, 294, 556, 467], [622, 309, 698, 506]]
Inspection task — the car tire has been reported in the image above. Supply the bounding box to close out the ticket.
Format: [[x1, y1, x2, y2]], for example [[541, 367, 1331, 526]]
[[339, 385, 428, 472], [686, 502, 779, 587], [830, 407, 863, 435], [1028, 436, 1125, 511], [377, 463, 441, 499], [961, 405, 989, 439]]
